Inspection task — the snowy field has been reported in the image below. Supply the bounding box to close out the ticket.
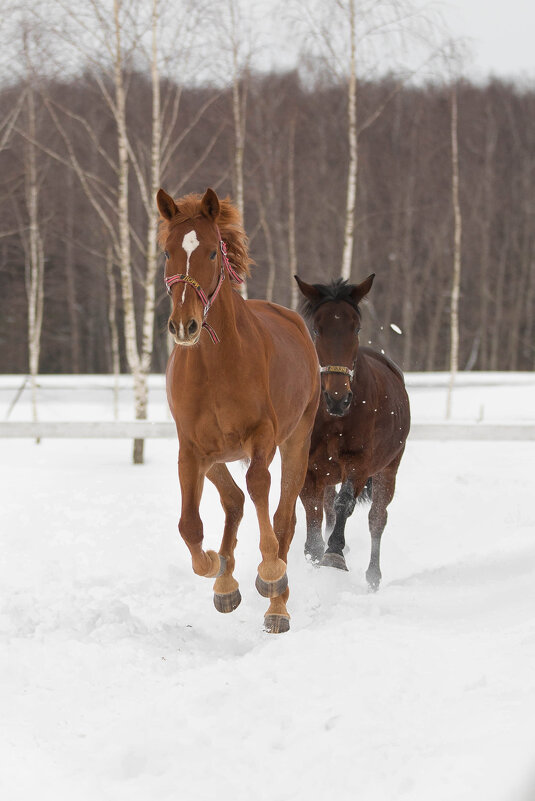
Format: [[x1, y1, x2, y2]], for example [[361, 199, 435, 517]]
[[1, 373, 535, 801]]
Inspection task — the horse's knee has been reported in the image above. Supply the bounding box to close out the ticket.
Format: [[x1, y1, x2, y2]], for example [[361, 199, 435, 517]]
[[369, 506, 388, 537], [222, 487, 245, 524], [334, 482, 356, 517], [246, 459, 271, 503], [179, 511, 203, 545]]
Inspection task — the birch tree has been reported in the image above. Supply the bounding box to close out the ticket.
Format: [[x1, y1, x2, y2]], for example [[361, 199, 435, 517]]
[[446, 83, 462, 418], [33, 0, 210, 461], [294, 0, 446, 282]]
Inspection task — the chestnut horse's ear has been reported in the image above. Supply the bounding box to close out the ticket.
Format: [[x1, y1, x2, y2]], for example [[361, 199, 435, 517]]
[[200, 187, 220, 221], [294, 275, 322, 304], [350, 273, 375, 305], [157, 188, 178, 220]]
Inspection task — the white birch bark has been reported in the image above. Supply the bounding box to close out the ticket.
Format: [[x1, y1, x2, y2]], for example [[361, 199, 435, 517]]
[[446, 85, 462, 419], [106, 246, 120, 420], [229, 0, 248, 299], [340, 0, 357, 282], [23, 71, 45, 436], [288, 116, 298, 310]]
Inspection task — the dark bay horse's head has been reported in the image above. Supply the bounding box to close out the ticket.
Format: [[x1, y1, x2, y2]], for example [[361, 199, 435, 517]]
[[157, 187, 223, 346], [295, 274, 375, 417]]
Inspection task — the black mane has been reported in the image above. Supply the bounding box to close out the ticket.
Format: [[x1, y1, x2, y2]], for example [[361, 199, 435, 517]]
[[299, 278, 361, 322]]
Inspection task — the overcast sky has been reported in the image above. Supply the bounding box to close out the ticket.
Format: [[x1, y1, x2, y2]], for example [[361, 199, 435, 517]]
[[435, 0, 535, 80]]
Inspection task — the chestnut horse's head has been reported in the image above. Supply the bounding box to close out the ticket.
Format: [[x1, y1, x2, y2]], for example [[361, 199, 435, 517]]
[[295, 274, 375, 417], [157, 187, 225, 346]]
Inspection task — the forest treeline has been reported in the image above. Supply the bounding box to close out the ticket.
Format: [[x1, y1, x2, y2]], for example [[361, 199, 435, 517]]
[[1, 71, 534, 374]]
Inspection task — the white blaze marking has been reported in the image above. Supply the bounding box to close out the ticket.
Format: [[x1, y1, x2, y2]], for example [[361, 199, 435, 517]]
[[180, 229, 200, 302]]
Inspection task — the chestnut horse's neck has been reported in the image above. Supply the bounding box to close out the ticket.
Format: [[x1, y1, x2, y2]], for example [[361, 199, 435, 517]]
[[190, 274, 243, 358]]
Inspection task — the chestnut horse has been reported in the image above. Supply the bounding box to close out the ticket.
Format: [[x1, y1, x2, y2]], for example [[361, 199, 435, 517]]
[[158, 187, 320, 633], [295, 275, 410, 590]]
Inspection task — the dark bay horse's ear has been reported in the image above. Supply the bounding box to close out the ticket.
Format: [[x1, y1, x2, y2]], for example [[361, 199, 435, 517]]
[[350, 273, 375, 305], [200, 187, 220, 221], [157, 188, 178, 220], [294, 275, 322, 304]]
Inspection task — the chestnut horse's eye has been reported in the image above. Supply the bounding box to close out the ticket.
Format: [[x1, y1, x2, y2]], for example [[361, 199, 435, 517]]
[[209, 250, 217, 260], [164, 250, 169, 259]]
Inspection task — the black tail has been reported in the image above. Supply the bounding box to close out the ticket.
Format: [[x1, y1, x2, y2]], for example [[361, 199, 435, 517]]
[[357, 477, 373, 504]]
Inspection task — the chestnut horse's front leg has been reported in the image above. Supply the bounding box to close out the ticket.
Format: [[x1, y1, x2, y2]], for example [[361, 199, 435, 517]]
[[178, 448, 221, 579]]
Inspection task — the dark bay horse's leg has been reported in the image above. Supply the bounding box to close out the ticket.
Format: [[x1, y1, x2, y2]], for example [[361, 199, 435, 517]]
[[324, 485, 337, 537], [300, 472, 326, 563], [366, 448, 404, 591], [321, 479, 361, 571], [178, 448, 222, 579], [206, 463, 245, 613]]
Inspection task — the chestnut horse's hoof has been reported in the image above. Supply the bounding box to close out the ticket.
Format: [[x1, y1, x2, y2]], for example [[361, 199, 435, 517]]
[[264, 614, 290, 634], [255, 572, 288, 598], [320, 552, 348, 571], [213, 588, 242, 613]]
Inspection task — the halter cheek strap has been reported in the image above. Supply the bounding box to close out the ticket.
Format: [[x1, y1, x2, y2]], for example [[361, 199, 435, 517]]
[[164, 228, 243, 344], [320, 364, 355, 381]]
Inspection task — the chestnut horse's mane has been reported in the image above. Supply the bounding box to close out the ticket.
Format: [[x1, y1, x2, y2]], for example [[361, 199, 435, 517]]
[[299, 278, 362, 321], [158, 192, 253, 280]]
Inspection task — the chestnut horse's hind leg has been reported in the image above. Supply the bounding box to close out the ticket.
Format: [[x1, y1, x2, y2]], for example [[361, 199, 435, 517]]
[[263, 420, 314, 633], [246, 429, 288, 600], [206, 464, 245, 613], [320, 478, 362, 571], [366, 448, 404, 591], [178, 449, 222, 579]]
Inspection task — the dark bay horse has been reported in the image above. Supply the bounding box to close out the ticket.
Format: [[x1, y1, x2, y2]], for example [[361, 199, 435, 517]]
[[295, 275, 410, 589], [158, 187, 320, 632]]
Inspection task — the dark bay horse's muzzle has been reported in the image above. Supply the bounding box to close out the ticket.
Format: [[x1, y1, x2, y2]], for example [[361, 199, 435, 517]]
[[323, 389, 353, 416]]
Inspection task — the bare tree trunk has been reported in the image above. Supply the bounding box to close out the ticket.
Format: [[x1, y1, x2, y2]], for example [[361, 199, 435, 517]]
[[341, 0, 357, 281], [446, 85, 462, 419], [288, 115, 298, 310], [106, 246, 120, 420], [23, 75, 45, 437], [229, 0, 248, 299], [65, 167, 80, 372]]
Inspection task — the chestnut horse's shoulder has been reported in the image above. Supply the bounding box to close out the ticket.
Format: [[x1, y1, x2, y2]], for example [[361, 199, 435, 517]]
[[246, 299, 313, 338]]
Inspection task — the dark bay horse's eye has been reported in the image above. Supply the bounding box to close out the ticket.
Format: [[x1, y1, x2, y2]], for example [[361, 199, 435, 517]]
[[356, 327, 361, 334], [209, 250, 217, 260]]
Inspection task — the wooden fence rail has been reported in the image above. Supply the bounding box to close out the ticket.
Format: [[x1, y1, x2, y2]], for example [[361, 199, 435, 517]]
[[1, 421, 534, 441]]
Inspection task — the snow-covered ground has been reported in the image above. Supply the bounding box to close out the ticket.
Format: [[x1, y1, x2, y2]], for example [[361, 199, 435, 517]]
[[1, 374, 535, 801]]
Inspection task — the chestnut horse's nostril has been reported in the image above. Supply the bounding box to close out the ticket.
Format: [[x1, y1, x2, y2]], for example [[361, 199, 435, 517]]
[[343, 391, 353, 408], [187, 319, 199, 337], [168, 320, 177, 336]]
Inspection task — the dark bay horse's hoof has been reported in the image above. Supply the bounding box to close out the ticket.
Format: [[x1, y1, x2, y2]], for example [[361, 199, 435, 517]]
[[255, 572, 288, 598], [320, 552, 349, 571], [366, 568, 381, 592], [213, 588, 242, 613], [304, 542, 325, 564], [264, 614, 290, 634]]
